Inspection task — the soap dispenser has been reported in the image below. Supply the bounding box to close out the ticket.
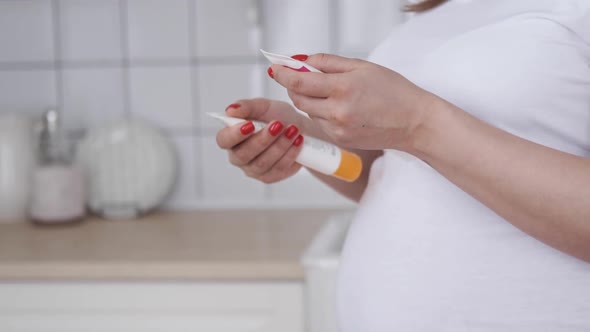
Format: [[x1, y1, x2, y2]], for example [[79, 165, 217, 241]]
[[30, 109, 85, 224]]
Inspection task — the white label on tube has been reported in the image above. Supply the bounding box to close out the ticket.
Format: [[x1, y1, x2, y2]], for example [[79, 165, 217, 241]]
[[207, 113, 340, 176], [297, 135, 340, 174]]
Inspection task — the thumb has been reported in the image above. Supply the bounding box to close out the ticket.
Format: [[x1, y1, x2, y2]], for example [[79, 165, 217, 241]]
[[303, 53, 362, 74], [225, 98, 273, 121]]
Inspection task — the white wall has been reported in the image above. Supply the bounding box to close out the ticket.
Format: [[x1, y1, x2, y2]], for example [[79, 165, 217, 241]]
[[0, 0, 405, 209]]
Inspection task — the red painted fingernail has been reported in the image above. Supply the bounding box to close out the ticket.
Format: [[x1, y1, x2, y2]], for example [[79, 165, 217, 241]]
[[240, 122, 255, 135], [284, 125, 299, 139], [291, 54, 309, 61], [267, 66, 274, 78], [225, 103, 240, 112], [268, 121, 283, 136], [293, 135, 304, 147]]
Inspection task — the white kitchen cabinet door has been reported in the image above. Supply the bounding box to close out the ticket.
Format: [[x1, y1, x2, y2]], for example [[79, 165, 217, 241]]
[[0, 282, 304, 332]]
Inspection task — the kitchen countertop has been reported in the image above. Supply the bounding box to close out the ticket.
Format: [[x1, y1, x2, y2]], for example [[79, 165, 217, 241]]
[[0, 209, 349, 281]]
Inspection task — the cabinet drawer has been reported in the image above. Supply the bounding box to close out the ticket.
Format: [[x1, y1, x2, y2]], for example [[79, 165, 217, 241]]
[[0, 282, 304, 332]]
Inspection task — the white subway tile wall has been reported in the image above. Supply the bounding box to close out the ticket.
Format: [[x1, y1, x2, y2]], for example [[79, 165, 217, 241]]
[[338, 0, 405, 55], [129, 66, 194, 128], [0, 70, 57, 114], [199, 135, 266, 207], [0, 1, 54, 63], [197, 63, 263, 130], [127, 0, 190, 60], [61, 67, 126, 129], [194, 0, 258, 57], [59, 0, 123, 61], [0, 0, 404, 209]]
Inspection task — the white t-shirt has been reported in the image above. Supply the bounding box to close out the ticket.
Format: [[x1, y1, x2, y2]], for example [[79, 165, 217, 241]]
[[338, 1, 590, 331]]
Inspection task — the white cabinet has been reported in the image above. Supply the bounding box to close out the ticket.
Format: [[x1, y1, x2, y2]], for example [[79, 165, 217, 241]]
[[0, 282, 304, 332], [302, 213, 352, 332]]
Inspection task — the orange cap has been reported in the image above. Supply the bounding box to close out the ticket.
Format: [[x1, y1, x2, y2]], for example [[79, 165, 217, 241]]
[[333, 150, 363, 182]]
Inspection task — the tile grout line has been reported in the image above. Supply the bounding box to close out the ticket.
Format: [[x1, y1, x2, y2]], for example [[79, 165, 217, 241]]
[[0, 57, 260, 71], [119, 0, 132, 117], [330, 0, 340, 53], [187, 0, 204, 200], [257, 0, 274, 202], [50, 0, 64, 113]]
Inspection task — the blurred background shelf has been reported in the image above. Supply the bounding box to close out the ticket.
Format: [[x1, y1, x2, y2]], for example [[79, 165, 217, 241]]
[[0, 210, 353, 332], [0, 210, 349, 281]]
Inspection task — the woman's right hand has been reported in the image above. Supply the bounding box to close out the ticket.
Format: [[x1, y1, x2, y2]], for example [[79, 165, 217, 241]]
[[216, 98, 307, 184]]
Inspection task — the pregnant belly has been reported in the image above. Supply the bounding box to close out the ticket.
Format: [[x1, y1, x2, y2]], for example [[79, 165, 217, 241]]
[[337, 152, 590, 332]]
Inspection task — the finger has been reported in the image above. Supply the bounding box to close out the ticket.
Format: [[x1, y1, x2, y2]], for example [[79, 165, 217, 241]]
[[216, 121, 255, 149], [287, 91, 330, 120], [305, 53, 363, 74], [257, 141, 304, 183], [228, 120, 284, 166], [270, 138, 304, 174], [258, 162, 302, 184], [225, 98, 272, 121], [243, 125, 301, 176], [271, 65, 335, 98]]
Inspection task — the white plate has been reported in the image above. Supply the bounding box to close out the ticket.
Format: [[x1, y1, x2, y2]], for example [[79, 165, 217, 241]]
[[77, 120, 177, 219]]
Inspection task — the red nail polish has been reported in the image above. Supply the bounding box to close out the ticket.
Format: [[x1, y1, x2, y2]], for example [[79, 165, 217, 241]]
[[268, 121, 283, 136], [225, 103, 240, 112], [240, 122, 255, 135], [291, 54, 309, 61], [293, 135, 304, 147], [284, 125, 299, 139], [267, 66, 274, 78]]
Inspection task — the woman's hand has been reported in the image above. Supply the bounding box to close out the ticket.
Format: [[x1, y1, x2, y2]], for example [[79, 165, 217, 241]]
[[268, 53, 438, 151], [216, 98, 306, 184]]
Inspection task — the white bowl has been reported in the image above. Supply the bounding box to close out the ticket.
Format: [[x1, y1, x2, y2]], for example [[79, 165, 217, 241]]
[[77, 120, 177, 220]]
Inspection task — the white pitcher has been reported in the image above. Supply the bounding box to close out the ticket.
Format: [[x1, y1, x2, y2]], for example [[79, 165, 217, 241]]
[[0, 113, 35, 223]]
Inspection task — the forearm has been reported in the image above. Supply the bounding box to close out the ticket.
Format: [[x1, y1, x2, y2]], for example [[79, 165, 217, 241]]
[[408, 98, 590, 262]]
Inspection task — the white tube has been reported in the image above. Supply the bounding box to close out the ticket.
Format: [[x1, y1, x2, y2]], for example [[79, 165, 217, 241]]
[[207, 113, 362, 182], [260, 49, 319, 119], [260, 49, 321, 73]]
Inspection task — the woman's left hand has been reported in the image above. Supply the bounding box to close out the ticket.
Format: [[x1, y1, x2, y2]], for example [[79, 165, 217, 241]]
[[268, 53, 438, 151]]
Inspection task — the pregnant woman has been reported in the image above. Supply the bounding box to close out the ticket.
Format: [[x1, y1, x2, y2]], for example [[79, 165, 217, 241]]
[[216, 0, 590, 330]]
